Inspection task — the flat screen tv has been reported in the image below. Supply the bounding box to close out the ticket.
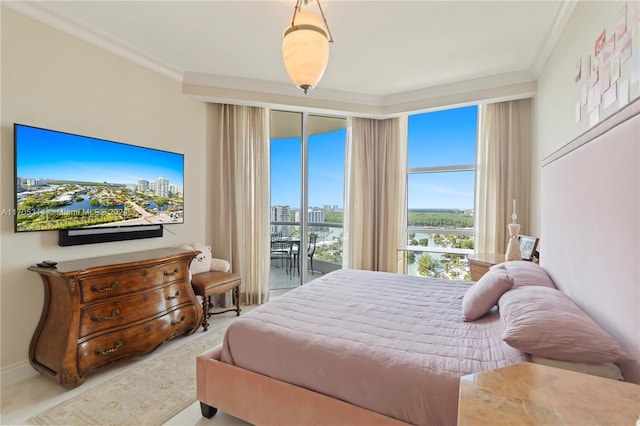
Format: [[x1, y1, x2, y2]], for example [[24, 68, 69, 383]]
[[14, 123, 184, 233]]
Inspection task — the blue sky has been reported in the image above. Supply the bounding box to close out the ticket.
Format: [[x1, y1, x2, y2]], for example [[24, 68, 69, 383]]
[[270, 128, 347, 208], [407, 105, 478, 209], [270, 105, 477, 210], [15, 125, 184, 186]]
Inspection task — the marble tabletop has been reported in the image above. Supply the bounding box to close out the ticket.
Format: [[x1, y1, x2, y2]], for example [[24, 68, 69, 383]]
[[458, 362, 640, 425]]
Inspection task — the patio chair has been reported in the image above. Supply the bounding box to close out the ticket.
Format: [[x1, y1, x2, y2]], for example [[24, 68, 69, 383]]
[[270, 235, 292, 272], [308, 233, 318, 274]]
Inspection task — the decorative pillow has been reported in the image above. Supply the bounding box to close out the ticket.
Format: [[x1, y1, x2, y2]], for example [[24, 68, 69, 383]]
[[490, 260, 556, 289], [529, 355, 624, 381], [499, 286, 632, 363], [462, 264, 514, 321]]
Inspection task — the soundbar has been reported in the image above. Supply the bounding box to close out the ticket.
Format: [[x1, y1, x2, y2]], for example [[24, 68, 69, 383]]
[[58, 224, 163, 246]]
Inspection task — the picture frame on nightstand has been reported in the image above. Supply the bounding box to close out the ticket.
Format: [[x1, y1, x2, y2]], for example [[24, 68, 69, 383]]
[[518, 235, 539, 261]]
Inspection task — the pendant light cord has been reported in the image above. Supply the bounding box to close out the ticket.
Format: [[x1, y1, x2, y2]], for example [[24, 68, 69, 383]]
[[290, 0, 334, 43]]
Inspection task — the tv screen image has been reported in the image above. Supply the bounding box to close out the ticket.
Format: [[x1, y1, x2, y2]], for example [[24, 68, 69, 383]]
[[14, 124, 185, 232]]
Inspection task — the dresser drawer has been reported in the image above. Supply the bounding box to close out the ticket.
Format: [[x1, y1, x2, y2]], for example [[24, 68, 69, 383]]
[[79, 261, 186, 303], [76, 305, 199, 376], [79, 282, 191, 338]]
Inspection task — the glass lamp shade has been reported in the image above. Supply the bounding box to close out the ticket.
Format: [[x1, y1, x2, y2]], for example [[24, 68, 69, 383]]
[[282, 10, 330, 94]]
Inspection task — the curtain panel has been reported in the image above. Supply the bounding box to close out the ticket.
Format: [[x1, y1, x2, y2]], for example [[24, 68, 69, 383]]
[[208, 104, 271, 305], [475, 99, 531, 254], [344, 116, 407, 272]]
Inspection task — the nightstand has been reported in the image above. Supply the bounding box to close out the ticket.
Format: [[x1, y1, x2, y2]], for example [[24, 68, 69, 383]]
[[457, 362, 640, 425], [467, 253, 504, 281]]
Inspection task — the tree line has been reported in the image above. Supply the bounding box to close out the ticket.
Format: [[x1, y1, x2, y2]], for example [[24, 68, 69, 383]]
[[324, 210, 472, 228]]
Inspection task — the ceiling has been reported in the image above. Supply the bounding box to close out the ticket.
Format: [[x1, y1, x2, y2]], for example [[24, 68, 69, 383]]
[[6, 0, 577, 115]]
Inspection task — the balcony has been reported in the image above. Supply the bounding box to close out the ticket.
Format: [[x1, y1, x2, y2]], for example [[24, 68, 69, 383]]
[[270, 259, 342, 290], [270, 221, 343, 290]]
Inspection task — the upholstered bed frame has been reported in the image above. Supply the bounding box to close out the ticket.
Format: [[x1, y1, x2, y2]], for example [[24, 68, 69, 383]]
[[196, 98, 639, 423], [541, 97, 639, 384], [196, 345, 409, 425]]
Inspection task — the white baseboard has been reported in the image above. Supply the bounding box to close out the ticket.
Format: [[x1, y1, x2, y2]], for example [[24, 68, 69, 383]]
[[1, 360, 39, 388]]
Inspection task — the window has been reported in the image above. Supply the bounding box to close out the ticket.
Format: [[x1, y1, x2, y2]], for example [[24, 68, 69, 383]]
[[270, 111, 346, 289], [404, 106, 478, 280]]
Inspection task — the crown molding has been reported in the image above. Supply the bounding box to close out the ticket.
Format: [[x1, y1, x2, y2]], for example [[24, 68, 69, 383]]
[[183, 72, 383, 107], [183, 69, 537, 118], [531, 0, 579, 77], [2, 0, 183, 82]]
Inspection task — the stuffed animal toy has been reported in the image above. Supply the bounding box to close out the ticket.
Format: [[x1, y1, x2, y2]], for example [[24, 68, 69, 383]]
[[180, 243, 230, 275]]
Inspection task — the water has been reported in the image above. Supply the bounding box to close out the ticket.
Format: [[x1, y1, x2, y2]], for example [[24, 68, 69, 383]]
[[406, 231, 471, 278]]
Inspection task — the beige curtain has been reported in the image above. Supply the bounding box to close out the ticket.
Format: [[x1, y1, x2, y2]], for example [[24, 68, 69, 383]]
[[475, 99, 531, 254], [343, 116, 407, 272], [208, 104, 271, 305]]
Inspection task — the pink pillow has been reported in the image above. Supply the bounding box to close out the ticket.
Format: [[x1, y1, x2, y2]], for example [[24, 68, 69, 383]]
[[499, 286, 632, 363], [462, 265, 514, 321], [490, 260, 555, 289]]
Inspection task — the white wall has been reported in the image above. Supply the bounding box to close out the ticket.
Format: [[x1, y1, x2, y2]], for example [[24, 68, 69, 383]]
[[0, 8, 208, 381], [531, 0, 640, 235]]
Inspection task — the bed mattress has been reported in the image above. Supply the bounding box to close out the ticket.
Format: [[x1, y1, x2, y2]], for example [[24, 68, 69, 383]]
[[220, 269, 526, 425]]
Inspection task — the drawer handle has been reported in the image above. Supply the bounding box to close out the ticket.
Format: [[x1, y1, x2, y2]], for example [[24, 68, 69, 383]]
[[141, 270, 148, 277], [91, 281, 119, 293], [95, 340, 123, 355], [91, 309, 121, 322], [171, 315, 186, 327], [165, 290, 182, 300], [145, 324, 153, 331], [164, 267, 180, 277]]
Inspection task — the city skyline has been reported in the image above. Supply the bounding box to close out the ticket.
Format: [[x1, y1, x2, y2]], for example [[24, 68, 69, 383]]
[[15, 125, 184, 187], [270, 106, 478, 210]]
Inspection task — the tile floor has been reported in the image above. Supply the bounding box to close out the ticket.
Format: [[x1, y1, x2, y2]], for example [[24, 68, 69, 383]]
[[269, 262, 323, 291], [0, 286, 295, 426], [1, 315, 250, 426]]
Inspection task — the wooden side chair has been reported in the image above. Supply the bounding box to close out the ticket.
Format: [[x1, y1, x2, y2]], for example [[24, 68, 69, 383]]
[[181, 243, 241, 332], [191, 270, 241, 331]]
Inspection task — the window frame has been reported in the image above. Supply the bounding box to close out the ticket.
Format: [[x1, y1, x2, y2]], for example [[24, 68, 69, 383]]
[[403, 107, 478, 279], [269, 110, 347, 287]]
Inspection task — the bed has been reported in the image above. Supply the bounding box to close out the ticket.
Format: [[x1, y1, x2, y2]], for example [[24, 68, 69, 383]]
[[197, 98, 639, 425], [201, 270, 526, 425]]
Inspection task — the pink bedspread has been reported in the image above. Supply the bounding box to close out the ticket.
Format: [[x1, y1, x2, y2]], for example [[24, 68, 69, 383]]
[[220, 269, 526, 425]]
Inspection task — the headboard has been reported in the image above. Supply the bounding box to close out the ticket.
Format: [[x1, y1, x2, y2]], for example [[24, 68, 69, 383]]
[[541, 97, 639, 383]]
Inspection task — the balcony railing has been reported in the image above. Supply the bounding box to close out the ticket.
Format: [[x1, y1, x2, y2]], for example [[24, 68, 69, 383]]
[[270, 221, 343, 289], [270, 223, 474, 282], [401, 227, 474, 281]]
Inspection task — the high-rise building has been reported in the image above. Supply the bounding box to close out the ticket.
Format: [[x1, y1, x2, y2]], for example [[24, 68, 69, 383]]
[[155, 177, 169, 197], [169, 184, 182, 196], [138, 179, 149, 192], [295, 209, 324, 223], [308, 209, 324, 223], [271, 205, 290, 234], [25, 178, 46, 187], [16, 177, 23, 193]]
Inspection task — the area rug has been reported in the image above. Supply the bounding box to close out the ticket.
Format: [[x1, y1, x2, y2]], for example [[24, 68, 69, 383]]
[[27, 321, 231, 425]]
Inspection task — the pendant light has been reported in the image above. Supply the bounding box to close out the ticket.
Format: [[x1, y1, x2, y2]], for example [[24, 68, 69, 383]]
[[282, 0, 334, 94]]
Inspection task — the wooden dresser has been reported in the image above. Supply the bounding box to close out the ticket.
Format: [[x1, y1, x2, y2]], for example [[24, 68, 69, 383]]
[[28, 247, 202, 389]]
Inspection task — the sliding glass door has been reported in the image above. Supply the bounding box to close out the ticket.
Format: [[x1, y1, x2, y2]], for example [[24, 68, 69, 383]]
[[269, 111, 346, 289]]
